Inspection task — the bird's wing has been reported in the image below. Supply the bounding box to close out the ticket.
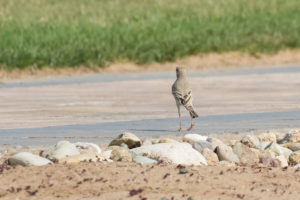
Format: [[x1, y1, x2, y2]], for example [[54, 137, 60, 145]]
[[179, 90, 192, 106], [172, 89, 192, 106]]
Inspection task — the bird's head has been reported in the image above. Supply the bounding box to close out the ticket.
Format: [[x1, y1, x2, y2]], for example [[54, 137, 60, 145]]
[[176, 66, 187, 78]]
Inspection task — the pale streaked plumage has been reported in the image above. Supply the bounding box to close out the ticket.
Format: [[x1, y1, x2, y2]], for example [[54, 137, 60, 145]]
[[172, 67, 198, 131]]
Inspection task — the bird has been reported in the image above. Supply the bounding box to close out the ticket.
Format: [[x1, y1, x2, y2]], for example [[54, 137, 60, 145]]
[[172, 67, 198, 131]]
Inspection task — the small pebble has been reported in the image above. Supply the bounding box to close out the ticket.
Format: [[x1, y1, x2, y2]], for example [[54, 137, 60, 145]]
[[179, 168, 188, 174]]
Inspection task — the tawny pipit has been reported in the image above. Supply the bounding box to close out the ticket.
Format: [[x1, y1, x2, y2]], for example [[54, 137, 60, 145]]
[[172, 67, 198, 131]]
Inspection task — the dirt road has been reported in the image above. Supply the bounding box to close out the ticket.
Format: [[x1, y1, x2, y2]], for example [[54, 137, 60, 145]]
[[1, 66, 300, 147]]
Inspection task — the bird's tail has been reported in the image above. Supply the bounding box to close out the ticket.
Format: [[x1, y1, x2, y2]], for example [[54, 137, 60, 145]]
[[186, 106, 198, 118]]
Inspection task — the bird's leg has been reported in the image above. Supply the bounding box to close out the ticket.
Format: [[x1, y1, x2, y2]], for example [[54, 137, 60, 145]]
[[187, 117, 194, 131], [177, 105, 182, 132]]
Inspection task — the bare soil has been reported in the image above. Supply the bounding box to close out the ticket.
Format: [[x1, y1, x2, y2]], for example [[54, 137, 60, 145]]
[[1, 50, 300, 81], [0, 160, 299, 200]]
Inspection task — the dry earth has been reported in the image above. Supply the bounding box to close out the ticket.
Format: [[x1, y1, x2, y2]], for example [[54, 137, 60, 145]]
[[1, 50, 300, 81], [0, 161, 300, 200]]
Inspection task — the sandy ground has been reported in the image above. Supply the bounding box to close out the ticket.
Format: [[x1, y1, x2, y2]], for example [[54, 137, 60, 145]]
[[0, 159, 300, 200], [1, 50, 300, 81]]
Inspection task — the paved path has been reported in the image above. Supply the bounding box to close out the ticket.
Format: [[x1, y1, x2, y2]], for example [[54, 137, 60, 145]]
[[1, 65, 300, 147]]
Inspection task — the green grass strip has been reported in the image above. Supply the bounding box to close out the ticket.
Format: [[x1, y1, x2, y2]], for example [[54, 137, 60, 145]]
[[0, 0, 299, 69]]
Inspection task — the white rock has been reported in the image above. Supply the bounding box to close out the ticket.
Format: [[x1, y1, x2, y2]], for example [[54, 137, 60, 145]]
[[193, 140, 216, 152], [201, 148, 219, 165], [183, 134, 208, 144], [283, 143, 300, 151], [216, 145, 240, 163], [267, 142, 292, 160], [258, 149, 276, 159], [256, 142, 272, 150], [109, 132, 141, 149], [110, 146, 132, 162], [74, 142, 101, 154], [258, 132, 277, 143], [240, 135, 260, 148], [278, 130, 300, 144], [233, 142, 259, 164], [102, 150, 112, 159], [207, 137, 227, 148], [275, 155, 288, 167], [9, 152, 52, 166], [131, 143, 207, 166], [141, 139, 153, 146], [42, 141, 80, 160]]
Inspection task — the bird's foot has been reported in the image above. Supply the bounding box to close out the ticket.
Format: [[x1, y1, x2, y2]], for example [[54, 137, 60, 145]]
[[187, 123, 194, 131]]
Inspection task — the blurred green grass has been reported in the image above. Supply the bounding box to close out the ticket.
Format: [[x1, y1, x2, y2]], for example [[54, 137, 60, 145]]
[[0, 0, 299, 69]]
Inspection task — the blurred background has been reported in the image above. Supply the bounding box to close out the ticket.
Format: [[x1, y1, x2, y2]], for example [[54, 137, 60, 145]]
[[0, 0, 299, 70]]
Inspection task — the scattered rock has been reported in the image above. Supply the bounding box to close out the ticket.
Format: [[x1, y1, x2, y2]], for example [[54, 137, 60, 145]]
[[109, 132, 141, 149], [179, 168, 188, 174], [282, 143, 300, 152], [257, 149, 276, 159], [278, 130, 300, 144], [141, 139, 153, 146], [275, 155, 288, 167], [9, 152, 52, 166], [289, 152, 300, 166], [267, 142, 292, 159], [42, 141, 80, 160], [258, 132, 277, 143], [216, 145, 239, 163], [74, 142, 101, 154], [102, 150, 112, 159], [256, 142, 272, 150], [227, 140, 238, 147], [131, 143, 207, 166], [233, 142, 259, 164], [207, 137, 227, 148], [120, 143, 129, 149], [159, 138, 178, 143], [110, 146, 132, 162], [132, 155, 157, 164], [151, 139, 160, 145], [201, 148, 219, 165], [240, 135, 260, 148], [193, 140, 216, 152], [183, 134, 208, 144], [260, 157, 280, 167]]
